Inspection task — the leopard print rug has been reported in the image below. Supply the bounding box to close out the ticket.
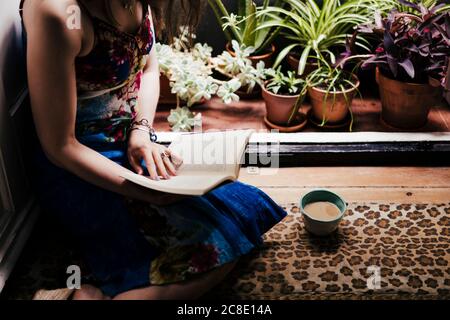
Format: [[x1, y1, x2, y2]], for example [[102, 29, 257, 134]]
[[1, 203, 449, 300], [209, 203, 450, 300]]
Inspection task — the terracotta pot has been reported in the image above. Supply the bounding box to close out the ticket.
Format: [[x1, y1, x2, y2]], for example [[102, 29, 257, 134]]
[[376, 68, 441, 129], [262, 84, 302, 126], [236, 85, 262, 100], [308, 74, 360, 124], [264, 113, 308, 132], [158, 73, 177, 105], [226, 42, 276, 68], [287, 53, 318, 77]]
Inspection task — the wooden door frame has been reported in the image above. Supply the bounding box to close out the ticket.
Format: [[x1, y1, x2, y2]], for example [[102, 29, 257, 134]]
[[157, 131, 450, 166], [0, 0, 39, 293]]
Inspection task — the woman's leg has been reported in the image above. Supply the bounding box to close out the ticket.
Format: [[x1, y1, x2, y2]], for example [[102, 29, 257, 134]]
[[73, 262, 236, 300], [114, 261, 236, 300]]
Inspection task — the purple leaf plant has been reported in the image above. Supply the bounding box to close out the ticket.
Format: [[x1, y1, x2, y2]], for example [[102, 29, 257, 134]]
[[356, 0, 450, 86]]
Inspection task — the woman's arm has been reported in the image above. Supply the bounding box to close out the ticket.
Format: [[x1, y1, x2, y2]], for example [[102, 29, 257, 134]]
[[127, 47, 179, 180], [24, 1, 180, 205], [136, 46, 160, 126]]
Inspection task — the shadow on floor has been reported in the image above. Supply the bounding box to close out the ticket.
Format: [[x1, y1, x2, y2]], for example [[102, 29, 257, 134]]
[[0, 215, 82, 300]]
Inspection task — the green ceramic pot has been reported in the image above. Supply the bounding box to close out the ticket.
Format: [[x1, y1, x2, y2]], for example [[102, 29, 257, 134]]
[[300, 189, 347, 236]]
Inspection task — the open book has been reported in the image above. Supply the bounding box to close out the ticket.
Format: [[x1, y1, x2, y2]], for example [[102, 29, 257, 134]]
[[120, 130, 253, 196]]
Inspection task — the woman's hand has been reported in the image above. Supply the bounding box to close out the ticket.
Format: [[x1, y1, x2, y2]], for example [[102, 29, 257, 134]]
[[127, 130, 183, 180]]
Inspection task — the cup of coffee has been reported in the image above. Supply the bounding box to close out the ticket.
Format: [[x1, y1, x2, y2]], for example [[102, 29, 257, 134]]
[[300, 189, 347, 236]]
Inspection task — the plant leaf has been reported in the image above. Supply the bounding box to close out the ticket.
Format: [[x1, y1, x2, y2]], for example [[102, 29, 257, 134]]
[[242, 2, 256, 46], [399, 58, 415, 79], [383, 30, 397, 55], [298, 45, 311, 75], [398, 0, 421, 11], [273, 43, 300, 68], [238, 0, 246, 17], [387, 55, 398, 78]]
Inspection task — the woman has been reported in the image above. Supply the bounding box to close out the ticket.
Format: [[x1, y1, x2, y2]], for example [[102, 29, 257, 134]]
[[21, 0, 286, 300]]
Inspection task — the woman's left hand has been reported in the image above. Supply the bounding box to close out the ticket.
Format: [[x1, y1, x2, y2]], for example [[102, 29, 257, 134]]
[[127, 130, 182, 180]]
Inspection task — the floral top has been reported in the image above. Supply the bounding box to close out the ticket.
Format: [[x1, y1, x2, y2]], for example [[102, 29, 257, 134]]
[[75, 5, 154, 146]]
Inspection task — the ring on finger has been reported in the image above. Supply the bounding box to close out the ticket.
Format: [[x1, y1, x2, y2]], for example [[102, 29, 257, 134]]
[[164, 149, 171, 157], [171, 157, 183, 168], [161, 149, 171, 158]]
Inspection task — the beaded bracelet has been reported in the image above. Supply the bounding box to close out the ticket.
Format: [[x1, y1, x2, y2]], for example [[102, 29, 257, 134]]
[[129, 118, 158, 142]]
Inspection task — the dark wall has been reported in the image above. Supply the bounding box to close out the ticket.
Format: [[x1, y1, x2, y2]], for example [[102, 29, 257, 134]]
[[0, 0, 27, 111]]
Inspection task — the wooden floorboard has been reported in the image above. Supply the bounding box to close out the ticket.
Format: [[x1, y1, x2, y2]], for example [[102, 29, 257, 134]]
[[154, 97, 450, 133], [239, 167, 450, 187], [254, 187, 450, 204], [238, 167, 450, 203]]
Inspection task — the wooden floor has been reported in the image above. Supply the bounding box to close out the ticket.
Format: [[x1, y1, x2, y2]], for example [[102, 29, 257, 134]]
[[238, 167, 450, 204], [154, 94, 450, 204], [154, 97, 450, 132]]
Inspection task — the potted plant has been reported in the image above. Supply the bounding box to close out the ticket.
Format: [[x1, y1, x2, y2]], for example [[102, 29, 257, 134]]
[[258, 0, 392, 75], [212, 40, 268, 99], [156, 28, 219, 106], [262, 67, 308, 131], [392, 0, 450, 14], [157, 34, 268, 131], [167, 106, 203, 132], [357, 1, 450, 129], [306, 56, 361, 131], [207, 0, 284, 66]]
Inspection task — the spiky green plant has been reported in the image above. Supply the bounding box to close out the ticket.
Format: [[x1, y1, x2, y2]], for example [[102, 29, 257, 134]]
[[257, 0, 394, 75], [305, 54, 363, 131], [207, 0, 285, 54]]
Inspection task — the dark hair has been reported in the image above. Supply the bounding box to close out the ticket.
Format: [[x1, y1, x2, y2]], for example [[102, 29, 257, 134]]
[[102, 0, 203, 42], [144, 0, 204, 42]]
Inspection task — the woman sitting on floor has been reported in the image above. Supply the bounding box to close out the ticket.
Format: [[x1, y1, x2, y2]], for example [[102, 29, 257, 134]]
[[20, 0, 286, 300]]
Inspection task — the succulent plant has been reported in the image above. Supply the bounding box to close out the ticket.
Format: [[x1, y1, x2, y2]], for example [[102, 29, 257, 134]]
[[155, 39, 216, 107], [167, 107, 200, 132], [216, 78, 242, 104], [212, 40, 268, 94], [157, 33, 270, 131], [265, 67, 304, 95]]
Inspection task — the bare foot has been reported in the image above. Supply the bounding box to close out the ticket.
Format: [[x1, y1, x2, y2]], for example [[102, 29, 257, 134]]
[[72, 285, 110, 300]]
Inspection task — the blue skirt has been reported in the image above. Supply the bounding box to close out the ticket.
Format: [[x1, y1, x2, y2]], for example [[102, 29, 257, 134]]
[[31, 142, 286, 297]]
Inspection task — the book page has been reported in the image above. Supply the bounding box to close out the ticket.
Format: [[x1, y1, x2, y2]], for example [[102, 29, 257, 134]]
[[120, 170, 232, 196], [120, 130, 253, 195], [169, 130, 252, 179]]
